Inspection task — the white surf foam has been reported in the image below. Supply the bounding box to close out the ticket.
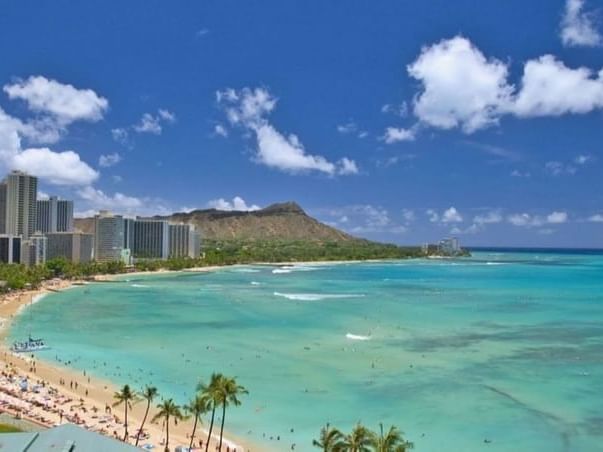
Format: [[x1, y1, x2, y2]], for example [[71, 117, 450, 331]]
[[346, 333, 371, 341], [250, 281, 261, 286], [131, 284, 149, 288], [273, 292, 365, 301]]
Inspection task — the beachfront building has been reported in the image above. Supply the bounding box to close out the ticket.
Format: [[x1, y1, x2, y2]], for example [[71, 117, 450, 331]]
[[36, 196, 74, 233], [46, 232, 94, 263], [94, 211, 127, 262], [0, 423, 141, 451], [168, 223, 201, 258], [4, 171, 37, 240], [132, 218, 169, 260], [21, 232, 47, 266], [0, 234, 21, 264], [0, 182, 7, 234]]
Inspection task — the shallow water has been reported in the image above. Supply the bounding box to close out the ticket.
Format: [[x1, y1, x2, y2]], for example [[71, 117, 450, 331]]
[[9, 251, 603, 451]]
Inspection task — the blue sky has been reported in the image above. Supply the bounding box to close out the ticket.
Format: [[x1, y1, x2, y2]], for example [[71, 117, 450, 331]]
[[0, 0, 602, 247]]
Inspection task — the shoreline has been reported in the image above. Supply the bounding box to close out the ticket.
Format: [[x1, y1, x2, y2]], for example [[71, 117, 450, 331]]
[[0, 274, 248, 451]]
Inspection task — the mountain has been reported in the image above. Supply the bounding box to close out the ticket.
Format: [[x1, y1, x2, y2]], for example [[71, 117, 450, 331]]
[[74, 202, 359, 242]]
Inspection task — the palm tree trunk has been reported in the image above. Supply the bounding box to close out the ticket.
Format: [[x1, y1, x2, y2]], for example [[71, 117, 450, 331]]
[[165, 414, 170, 452], [135, 401, 150, 446], [204, 405, 216, 452], [123, 403, 129, 442], [218, 402, 226, 452], [189, 414, 198, 450]]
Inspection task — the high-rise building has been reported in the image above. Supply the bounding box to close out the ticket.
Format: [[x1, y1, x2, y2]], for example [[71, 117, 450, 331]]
[[123, 218, 136, 250], [47, 232, 94, 263], [21, 233, 47, 266], [36, 196, 74, 233], [5, 171, 37, 239], [0, 182, 7, 234], [0, 235, 21, 264], [168, 223, 201, 258], [132, 219, 169, 260], [94, 211, 125, 262]]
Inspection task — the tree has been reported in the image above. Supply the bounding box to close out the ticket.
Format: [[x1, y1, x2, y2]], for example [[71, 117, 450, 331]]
[[199, 373, 224, 452], [135, 385, 158, 447], [184, 393, 211, 450], [312, 423, 344, 451], [342, 423, 372, 452], [152, 398, 184, 452], [112, 384, 138, 442], [370, 423, 414, 452], [216, 376, 248, 452]]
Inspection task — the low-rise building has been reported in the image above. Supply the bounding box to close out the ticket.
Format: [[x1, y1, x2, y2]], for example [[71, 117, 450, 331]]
[[0, 234, 21, 264], [21, 233, 47, 266]]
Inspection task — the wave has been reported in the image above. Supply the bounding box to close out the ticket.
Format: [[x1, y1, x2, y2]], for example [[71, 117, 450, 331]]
[[232, 268, 260, 273], [346, 333, 371, 341], [272, 265, 321, 274], [273, 292, 365, 301], [250, 281, 261, 286], [130, 284, 149, 288]]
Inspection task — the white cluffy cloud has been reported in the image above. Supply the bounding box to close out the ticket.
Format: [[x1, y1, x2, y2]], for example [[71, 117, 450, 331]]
[[207, 196, 260, 211], [1, 95, 99, 187], [217, 87, 358, 176], [382, 127, 415, 144], [99, 153, 122, 168], [77, 186, 142, 210], [3, 76, 108, 125], [561, 0, 602, 47], [403, 36, 603, 134], [134, 109, 176, 135], [12, 148, 99, 186], [507, 211, 569, 227], [589, 213, 603, 222], [426, 206, 463, 224]]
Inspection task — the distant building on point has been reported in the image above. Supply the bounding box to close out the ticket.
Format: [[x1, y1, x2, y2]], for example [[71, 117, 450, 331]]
[[438, 237, 461, 255]]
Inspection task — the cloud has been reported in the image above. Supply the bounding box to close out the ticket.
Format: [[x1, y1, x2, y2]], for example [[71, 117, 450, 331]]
[[408, 36, 512, 133], [473, 210, 503, 225], [507, 211, 569, 227], [0, 80, 100, 187], [3, 76, 108, 125], [561, 0, 602, 47], [207, 196, 260, 211], [511, 169, 531, 178], [214, 124, 228, 137], [405, 36, 603, 134], [512, 55, 603, 117], [196, 28, 210, 38], [464, 141, 522, 161], [217, 87, 358, 175], [547, 211, 568, 224], [337, 122, 357, 134], [441, 207, 463, 223], [575, 154, 594, 165], [318, 205, 407, 235], [98, 152, 122, 168], [111, 128, 130, 145], [381, 102, 408, 117], [382, 127, 416, 144], [588, 213, 603, 222], [77, 186, 142, 210], [131, 109, 176, 135], [12, 148, 99, 185]]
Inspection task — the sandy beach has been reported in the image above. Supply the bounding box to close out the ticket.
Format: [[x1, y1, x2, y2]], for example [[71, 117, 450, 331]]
[[0, 273, 247, 451]]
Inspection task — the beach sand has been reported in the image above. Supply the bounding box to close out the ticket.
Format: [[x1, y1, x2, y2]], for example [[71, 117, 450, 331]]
[[0, 274, 247, 451]]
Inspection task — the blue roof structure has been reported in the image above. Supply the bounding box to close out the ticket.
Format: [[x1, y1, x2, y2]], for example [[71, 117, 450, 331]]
[[0, 423, 142, 451]]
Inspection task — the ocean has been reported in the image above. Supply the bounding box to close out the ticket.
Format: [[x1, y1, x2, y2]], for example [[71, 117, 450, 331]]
[[8, 250, 603, 451]]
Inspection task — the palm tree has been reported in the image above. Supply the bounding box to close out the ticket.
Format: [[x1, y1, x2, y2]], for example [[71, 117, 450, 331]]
[[112, 384, 137, 442], [342, 423, 372, 452], [184, 393, 211, 451], [370, 423, 414, 452], [152, 398, 184, 452], [198, 373, 224, 452], [135, 385, 158, 446], [312, 422, 344, 451], [216, 376, 248, 452]]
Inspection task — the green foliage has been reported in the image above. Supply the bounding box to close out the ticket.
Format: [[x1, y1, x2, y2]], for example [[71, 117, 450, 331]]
[[314, 423, 414, 452]]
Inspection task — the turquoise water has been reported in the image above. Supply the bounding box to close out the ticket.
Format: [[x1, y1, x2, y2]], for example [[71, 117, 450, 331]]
[[8, 251, 603, 451]]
